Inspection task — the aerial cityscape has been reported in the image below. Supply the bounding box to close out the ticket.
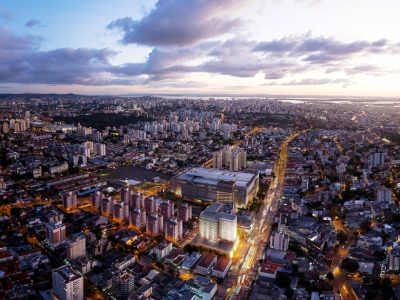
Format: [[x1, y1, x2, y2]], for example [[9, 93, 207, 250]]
[[1, 1, 400, 300]]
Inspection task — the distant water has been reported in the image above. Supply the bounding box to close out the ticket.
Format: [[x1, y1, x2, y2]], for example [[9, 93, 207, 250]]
[[278, 99, 305, 104], [104, 166, 172, 182]]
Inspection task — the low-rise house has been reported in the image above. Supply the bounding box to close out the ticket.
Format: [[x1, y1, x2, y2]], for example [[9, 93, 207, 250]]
[[194, 254, 217, 276], [211, 256, 232, 279]]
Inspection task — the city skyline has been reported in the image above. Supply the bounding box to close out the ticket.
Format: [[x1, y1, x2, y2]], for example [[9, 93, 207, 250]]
[[1, 0, 400, 97]]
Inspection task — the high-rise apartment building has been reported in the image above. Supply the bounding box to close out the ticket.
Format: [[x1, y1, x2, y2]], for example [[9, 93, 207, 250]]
[[146, 213, 163, 236], [46, 221, 66, 247], [164, 218, 183, 242], [377, 187, 392, 203], [111, 271, 135, 300], [129, 208, 146, 229], [199, 203, 237, 244], [269, 231, 290, 252], [62, 192, 77, 211], [144, 196, 157, 215], [52, 265, 83, 300], [159, 200, 174, 219], [368, 151, 385, 168], [67, 234, 86, 260], [177, 203, 192, 222]]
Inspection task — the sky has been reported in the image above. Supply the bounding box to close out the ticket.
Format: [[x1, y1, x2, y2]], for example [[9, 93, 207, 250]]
[[1, 0, 400, 97]]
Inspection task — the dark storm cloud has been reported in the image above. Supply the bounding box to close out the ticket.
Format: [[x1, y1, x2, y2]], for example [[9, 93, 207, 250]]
[[107, 0, 248, 46]]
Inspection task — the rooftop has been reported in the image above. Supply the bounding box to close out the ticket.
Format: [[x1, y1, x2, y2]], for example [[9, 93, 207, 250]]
[[177, 167, 257, 188]]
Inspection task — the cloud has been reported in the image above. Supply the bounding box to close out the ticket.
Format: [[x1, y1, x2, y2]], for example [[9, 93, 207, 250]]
[[0, 27, 41, 51], [254, 35, 395, 61], [108, 0, 249, 46], [280, 78, 350, 85], [25, 19, 46, 28], [1, 22, 399, 89], [0, 7, 13, 21], [0, 27, 124, 85]]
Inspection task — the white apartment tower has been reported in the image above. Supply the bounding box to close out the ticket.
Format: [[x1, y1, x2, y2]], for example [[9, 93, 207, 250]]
[[67, 234, 86, 260], [270, 231, 290, 252], [52, 265, 83, 300], [199, 203, 237, 244]]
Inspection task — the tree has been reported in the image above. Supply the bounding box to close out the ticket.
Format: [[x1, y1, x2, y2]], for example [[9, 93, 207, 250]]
[[337, 231, 348, 244], [274, 273, 291, 289], [326, 272, 334, 281], [341, 258, 359, 273], [360, 219, 372, 232]]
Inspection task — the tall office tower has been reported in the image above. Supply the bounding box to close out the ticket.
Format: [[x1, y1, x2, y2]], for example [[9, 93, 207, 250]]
[[269, 231, 290, 252], [62, 192, 77, 211], [52, 265, 84, 300], [159, 200, 174, 219], [164, 218, 183, 242], [91, 191, 102, 211], [212, 151, 223, 169], [177, 203, 192, 222], [111, 271, 135, 300], [377, 187, 392, 203], [368, 151, 385, 168], [144, 196, 157, 214], [120, 187, 130, 203], [146, 214, 163, 236], [129, 208, 146, 229], [94, 143, 106, 156], [46, 221, 66, 247], [199, 203, 237, 244], [67, 234, 86, 260]]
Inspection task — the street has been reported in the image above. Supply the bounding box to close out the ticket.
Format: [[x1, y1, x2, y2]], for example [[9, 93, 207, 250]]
[[220, 132, 298, 299]]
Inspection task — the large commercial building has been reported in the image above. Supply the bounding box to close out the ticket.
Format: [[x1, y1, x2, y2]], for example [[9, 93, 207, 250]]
[[172, 167, 259, 208], [52, 265, 83, 300], [198, 203, 237, 256]]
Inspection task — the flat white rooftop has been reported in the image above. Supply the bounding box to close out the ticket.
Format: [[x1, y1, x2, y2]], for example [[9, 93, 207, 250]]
[[177, 167, 257, 188]]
